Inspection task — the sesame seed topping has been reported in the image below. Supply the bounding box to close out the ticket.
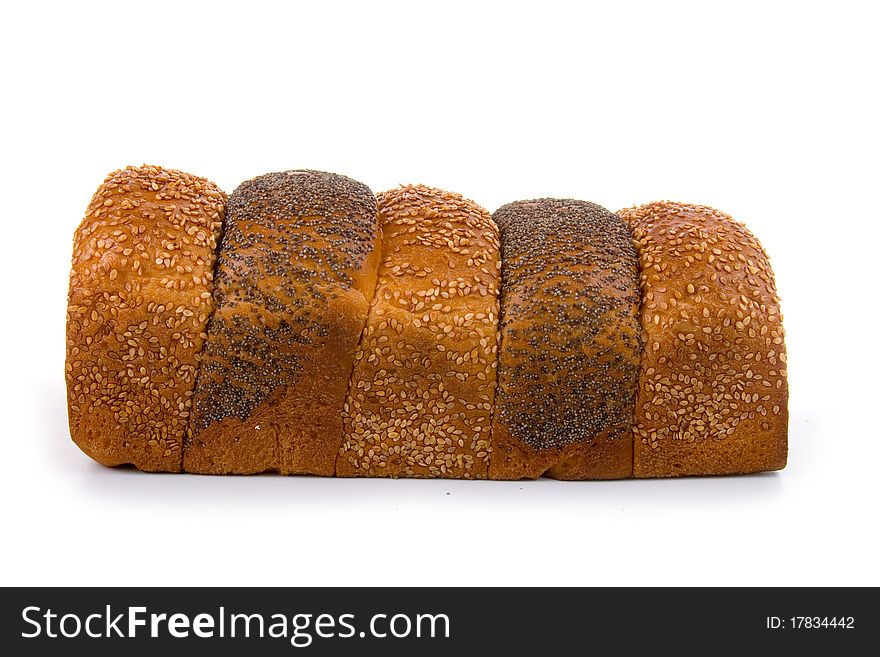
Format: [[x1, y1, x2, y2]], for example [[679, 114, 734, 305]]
[[618, 200, 788, 476], [65, 164, 226, 471], [338, 184, 499, 479]]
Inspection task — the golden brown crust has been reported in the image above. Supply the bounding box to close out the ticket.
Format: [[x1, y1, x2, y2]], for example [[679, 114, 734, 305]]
[[185, 170, 380, 475], [618, 201, 788, 477], [337, 185, 500, 478], [489, 199, 641, 480], [65, 165, 225, 471]]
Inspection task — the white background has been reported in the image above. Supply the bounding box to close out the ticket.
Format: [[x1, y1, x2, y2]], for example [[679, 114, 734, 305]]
[[1, 1, 877, 586]]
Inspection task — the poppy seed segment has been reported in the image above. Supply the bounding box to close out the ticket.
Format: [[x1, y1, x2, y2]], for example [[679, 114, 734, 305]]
[[185, 170, 381, 475], [490, 199, 641, 480]]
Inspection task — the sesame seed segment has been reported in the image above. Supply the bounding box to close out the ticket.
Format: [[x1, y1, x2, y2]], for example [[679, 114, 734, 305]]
[[489, 199, 641, 480], [618, 201, 788, 477], [65, 164, 226, 472], [337, 184, 500, 479], [185, 170, 381, 475]]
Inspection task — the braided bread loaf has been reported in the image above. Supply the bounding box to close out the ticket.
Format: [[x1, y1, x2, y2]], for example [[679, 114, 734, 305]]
[[66, 166, 788, 478]]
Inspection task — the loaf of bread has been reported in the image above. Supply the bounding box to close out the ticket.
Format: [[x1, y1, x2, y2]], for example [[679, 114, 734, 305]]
[[617, 201, 788, 477], [185, 170, 380, 475], [337, 185, 500, 478], [66, 166, 788, 479], [490, 199, 641, 480], [65, 165, 225, 471]]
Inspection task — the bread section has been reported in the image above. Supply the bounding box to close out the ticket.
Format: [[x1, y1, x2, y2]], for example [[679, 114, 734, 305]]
[[337, 185, 500, 478], [618, 201, 788, 477], [185, 170, 381, 475], [490, 199, 641, 480], [65, 165, 225, 471]]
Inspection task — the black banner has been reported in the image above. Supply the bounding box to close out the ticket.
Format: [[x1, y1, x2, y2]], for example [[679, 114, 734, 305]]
[[1, 587, 875, 654]]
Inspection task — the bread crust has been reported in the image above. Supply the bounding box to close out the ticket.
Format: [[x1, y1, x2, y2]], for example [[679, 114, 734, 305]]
[[65, 165, 225, 471], [489, 199, 641, 480], [618, 201, 788, 477], [184, 170, 380, 475], [337, 185, 500, 478]]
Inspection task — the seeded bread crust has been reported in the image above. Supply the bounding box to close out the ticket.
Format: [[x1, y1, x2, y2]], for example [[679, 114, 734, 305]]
[[184, 171, 380, 475], [337, 185, 500, 478], [66, 165, 226, 471], [489, 199, 641, 480], [618, 201, 788, 477]]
